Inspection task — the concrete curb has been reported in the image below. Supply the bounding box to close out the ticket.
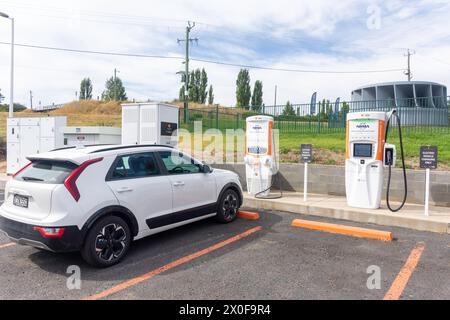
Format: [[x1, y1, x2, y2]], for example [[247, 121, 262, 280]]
[[244, 195, 450, 235], [291, 219, 394, 241]]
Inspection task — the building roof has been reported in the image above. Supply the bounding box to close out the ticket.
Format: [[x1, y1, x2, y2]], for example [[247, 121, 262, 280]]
[[352, 81, 446, 92]]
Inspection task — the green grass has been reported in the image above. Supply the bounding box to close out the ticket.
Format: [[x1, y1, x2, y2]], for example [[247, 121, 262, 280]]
[[279, 132, 346, 153], [279, 129, 450, 168]]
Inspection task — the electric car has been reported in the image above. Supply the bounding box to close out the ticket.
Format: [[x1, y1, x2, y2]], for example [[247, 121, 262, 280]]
[[0, 145, 243, 267]]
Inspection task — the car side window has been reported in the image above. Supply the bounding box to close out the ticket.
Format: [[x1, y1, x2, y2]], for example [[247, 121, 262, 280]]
[[158, 151, 201, 174], [111, 152, 160, 179]]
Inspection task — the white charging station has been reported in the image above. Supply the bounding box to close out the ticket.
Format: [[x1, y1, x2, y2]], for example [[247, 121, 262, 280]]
[[345, 111, 398, 209], [244, 115, 277, 197]]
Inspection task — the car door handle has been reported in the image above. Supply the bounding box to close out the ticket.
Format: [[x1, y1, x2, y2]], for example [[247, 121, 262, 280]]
[[173, 181, 185, 187], [116, 187, 133, 193]]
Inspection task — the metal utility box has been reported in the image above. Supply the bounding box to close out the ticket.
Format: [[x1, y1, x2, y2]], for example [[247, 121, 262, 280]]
[[121, 102, 179, 146], [63, 126, 122, 147], [6, 116, 67, 174]]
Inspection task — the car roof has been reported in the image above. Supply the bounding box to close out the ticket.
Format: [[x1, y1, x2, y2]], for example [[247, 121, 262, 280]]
[[27, 144, 175, 165]]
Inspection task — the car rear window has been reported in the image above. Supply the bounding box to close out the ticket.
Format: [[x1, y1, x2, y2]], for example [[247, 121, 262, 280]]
[[15, 160, 78, 184]]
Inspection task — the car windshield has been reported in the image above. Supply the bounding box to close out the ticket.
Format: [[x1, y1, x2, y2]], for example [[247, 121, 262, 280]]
[[15, 160, 78, 184]]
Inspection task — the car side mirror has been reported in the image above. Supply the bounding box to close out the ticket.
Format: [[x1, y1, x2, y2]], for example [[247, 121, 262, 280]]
[[201, 164, 213, 173]]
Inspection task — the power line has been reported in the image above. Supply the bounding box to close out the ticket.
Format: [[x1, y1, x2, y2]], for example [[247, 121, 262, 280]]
[[0, 41, 405, 74], [0, 41, 183, 60], [191, 57, 405, 74]]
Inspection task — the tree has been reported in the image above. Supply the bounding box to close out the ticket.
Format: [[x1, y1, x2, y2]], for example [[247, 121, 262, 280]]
[[251, 80, 263, 111], [188, 71, 198, 103], [236, 69, 251, 109], [102, 76, 127, 101], [0, 103, 26, 112], [79, 78, 93, 100], [341, 101, 350, 114], [282, 101, 295, 116], [179, 85, 185, 101], [0, 88, 4, 104], [199, 68, 208, 104], [208, 85, 214, 105]]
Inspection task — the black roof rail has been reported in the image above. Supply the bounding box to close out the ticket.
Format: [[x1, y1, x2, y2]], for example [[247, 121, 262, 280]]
[[89, 144, 174, 154]]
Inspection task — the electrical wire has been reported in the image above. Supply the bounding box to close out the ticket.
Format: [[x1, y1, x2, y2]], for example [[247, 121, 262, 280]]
[[0, 41, 405, 74]]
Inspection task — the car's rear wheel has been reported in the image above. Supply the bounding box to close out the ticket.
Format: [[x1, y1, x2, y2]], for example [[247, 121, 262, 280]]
[[215, 189, 240, 223], [81, 216, 131, 268]]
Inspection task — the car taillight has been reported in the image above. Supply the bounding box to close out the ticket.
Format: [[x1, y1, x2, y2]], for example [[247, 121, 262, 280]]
[[64, 158, 103, 201], [12, 161, 32, 178], [34, 227, 65, 238]]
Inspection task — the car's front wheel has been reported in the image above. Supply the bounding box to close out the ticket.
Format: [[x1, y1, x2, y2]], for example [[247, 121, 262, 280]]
[[81, 216, 131, 268], [215, 189, 240, 223]]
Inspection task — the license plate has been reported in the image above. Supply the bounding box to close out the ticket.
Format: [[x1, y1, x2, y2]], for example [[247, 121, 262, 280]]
[[13, 194, 29, 208]]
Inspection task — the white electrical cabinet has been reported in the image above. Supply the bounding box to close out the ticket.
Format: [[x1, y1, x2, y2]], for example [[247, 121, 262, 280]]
[[63, 127, 122, 147], [6, 116, 67, 174], [121, 102, 179, 146]]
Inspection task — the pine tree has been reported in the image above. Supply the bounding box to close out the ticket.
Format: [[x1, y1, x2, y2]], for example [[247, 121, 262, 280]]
[[251, 80, 263, 111], [179, 85, 185, 101], [282, 101, 295, 116], [102, 76, 127, 101], [208, 85, 214, 105], [199, 68, 208, 104], [188, 71, 197, 102], [79, 78, 93, 100], [236, 69, 251, 109]]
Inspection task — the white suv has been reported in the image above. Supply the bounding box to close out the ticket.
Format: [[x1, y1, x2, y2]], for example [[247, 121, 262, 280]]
[[0, 145, 243, 267]]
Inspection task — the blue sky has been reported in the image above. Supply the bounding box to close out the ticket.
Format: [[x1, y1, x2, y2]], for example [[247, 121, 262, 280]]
[[0, 0, 450, 107]]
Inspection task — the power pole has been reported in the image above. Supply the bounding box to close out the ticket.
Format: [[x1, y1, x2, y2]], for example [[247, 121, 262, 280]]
[[114, 68, 117, 101], [29, 90, 33, 110], [178, 21, 198, 123], [274, 85, 278, 107], [404, 49, 415, 81]]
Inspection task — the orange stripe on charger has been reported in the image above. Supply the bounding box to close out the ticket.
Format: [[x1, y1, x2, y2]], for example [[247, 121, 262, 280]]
[[376, 120, 386, 161], [237, 211, 260, 220], [291, 219, 394, 241], [82, 226, 263, 300], [383, 243, 425, 300], [267, 120, 273, 156]]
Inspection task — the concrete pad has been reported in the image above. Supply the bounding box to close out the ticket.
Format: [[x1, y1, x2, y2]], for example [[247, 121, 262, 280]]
[[244, 192, 450, 234]]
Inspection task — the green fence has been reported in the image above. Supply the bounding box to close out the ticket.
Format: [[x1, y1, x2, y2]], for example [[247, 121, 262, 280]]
[[180, 96, 450, 135]]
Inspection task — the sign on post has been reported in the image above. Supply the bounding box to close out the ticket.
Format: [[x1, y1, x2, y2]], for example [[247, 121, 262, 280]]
[[420, 146, 438, 216], [301, 144, 313, 202], [301, 144, 313, 163], [420, 146, 437, 169]]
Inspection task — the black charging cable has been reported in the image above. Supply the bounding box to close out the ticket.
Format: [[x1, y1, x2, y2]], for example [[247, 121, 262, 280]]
[[385, 111, 408, 212]]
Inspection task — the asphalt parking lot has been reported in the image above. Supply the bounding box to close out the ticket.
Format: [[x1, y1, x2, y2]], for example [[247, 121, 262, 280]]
[[0, 191, 449, 300]]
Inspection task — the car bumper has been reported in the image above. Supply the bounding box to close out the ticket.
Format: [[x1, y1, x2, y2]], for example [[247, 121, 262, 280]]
[[0, 215, 84, 252]]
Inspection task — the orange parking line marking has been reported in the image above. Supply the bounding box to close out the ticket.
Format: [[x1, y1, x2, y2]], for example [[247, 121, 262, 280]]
[[383, 243, 425, 300], [237, 210, 260, 220], [291, 219, 394, 241], [82, 226, 263, 300], [0, 242, 15, 249]]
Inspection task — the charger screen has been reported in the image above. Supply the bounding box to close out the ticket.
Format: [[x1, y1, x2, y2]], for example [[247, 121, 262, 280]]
[[353, 143, 373, 158]]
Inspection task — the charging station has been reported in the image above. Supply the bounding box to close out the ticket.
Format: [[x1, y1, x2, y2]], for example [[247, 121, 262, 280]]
[[345, 110, 407, 211], [244, 115, 278, 197]]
